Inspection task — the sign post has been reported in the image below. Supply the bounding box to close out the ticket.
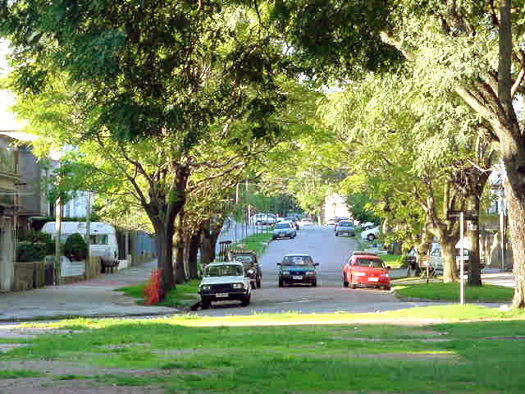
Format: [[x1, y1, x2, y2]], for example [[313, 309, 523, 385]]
[[459, 212, 464, 305]]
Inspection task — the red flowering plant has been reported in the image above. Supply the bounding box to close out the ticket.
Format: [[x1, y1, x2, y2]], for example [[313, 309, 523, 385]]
[[143, 269, 164, 305]]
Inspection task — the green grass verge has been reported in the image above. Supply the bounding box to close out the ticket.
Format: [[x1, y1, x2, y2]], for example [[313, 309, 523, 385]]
[[381, 254, 405, 268], [0, 370, 42, 379], [231, 230, 273, 255], [5, 306, 525, 392], [394, 282, 514, 302]]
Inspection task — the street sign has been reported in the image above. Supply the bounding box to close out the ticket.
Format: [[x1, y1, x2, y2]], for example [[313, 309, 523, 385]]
[[447, 210, 478, 220]]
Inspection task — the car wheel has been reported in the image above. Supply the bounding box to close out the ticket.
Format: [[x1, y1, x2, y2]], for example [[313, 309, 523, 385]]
[[343, 275, 348, 288], [200, 298, 211, 309], [367, 233, 376, 241], [241, 293, 251, 307], [256, 279, 261, 289], [312, 280, 317, 287], [335, 232, 339, 237], [350, 278, 356, 289], [278, 278, 283, 288], [384, 286, 391, 291]]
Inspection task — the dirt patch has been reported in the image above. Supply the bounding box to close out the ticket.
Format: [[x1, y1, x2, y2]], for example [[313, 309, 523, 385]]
[[329, 336, 450, 343], [0, 377, 164, 394], [293, 352, 464, 362], [0, 343, 28, 353]]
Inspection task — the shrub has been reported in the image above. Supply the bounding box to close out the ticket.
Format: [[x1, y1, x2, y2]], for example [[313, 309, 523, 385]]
[[16, 241, 47, 262], [143, 269, 164, 305], [64, 233, 88, 260], [17, 229, 55, 255]]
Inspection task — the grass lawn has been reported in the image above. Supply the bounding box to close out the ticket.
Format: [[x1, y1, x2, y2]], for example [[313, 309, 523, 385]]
[[2, 305, 525, 393], [231, 230, 273, 255], [381, 253, 404, 268], [394, 282, 514, 302]]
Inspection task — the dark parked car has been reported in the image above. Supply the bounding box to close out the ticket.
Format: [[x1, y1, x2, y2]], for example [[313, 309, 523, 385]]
[[277, 253, 319, 287], [229, 250, 262, 289], [335, 220, 355, 237]]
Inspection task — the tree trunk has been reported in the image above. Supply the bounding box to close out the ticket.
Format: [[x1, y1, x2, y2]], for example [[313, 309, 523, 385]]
[[440, 239, 459, 283], [466, 194, 482, 286], [174, 213, 186, 284], [153, 221, 175, 292], [209, 216, 225, 260], [199, 220, 214, 266], [501, 137, 525, 308], [187, 228, 201, 279]]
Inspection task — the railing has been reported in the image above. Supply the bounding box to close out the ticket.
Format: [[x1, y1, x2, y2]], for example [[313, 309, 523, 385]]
[[0, 146, 16, 174]]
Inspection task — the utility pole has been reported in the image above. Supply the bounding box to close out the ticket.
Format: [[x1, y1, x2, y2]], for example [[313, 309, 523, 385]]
[[54, 196, 62, 285], [85, 191, 91, 262]]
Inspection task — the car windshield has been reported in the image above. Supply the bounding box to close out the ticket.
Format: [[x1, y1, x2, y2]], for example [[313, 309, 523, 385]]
[[282, 255, 314, 265], [275, 223, 291, 229], [339, 221, 353, 227], [205, 264, 243, 277], [354, 258, 385, 268], [233, 255, 255, 263]]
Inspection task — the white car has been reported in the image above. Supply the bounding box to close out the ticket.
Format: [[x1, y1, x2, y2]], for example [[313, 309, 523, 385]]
[[298, 218, 314, 227], [361, 226, 380, 241], [198, 262, 251, 308]]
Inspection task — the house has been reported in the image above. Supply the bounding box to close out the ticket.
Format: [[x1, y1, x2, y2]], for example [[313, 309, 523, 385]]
[[322, 194, 351, 224]]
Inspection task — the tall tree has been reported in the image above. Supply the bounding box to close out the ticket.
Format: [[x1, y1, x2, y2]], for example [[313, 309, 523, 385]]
[[2, 1, 288, 292], [384, 0, 525, 305]]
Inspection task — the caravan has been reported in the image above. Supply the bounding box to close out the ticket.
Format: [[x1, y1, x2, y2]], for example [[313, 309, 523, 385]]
[[41, 221, 118, 263]]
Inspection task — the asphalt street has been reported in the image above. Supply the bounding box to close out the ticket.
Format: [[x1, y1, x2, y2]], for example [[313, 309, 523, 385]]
[[195, 225, 449, 316], [0, 225, 514, 322]]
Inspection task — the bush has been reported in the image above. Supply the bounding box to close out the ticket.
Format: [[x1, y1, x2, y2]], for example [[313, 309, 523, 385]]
[[16, 241, 48, 262], [17, 229, 55, 255], [64, 233, 88, 260]]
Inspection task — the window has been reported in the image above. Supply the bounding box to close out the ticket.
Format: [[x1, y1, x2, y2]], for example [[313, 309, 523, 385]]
[[90, 234, 108, 245]]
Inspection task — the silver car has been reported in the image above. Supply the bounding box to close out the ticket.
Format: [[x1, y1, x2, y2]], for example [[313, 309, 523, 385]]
[[272, 221, 297, 240]]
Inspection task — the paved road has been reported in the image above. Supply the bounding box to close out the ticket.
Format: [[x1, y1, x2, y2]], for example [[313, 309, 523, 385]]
[[196, 225, 448, 316], [0, 225, 513, 322]]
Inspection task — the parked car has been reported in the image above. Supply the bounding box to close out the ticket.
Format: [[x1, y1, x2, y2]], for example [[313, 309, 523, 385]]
[[272, 221, 297, 239], [283, 217, 300, 230], [335, 220, 355, 237], [228, 250, 262, 289], [332, 216, 351, 231], [277, 253, 319, 287], [343, 252, 391, 290], [198, 262, 252, 308], [359, 221, 376, 230], [251, 213, 277, 225], [298, 218, 314, 227], [360, 226, 380, 241], [424, 243, 483, 274]]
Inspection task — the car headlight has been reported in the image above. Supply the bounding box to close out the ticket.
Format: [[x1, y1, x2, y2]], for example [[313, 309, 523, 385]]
[[305, 271, 315, 276], [232, 283, 244, 289], [282, 271, 290, 275], [355, 272, 366, 276], [381, 273, 390, 278], [201, 285, 211, 290]]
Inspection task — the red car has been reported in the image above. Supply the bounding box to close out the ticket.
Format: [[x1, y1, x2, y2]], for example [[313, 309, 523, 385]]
[[343, 252, 391, 290]]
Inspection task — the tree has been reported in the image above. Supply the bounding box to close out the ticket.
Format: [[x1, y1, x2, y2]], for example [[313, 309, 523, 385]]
[[2, 1, 290, 293], [320, 70, 494, 283], [381, 0, 525, 305]]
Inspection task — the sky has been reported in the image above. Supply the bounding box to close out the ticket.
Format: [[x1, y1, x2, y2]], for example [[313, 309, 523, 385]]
[[0, 39, 25, 131]]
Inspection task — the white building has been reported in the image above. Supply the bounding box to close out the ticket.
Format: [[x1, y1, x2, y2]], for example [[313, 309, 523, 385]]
[[323, 194, 351, 224]]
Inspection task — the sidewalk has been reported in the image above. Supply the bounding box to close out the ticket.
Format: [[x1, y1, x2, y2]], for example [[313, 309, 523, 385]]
[[0, 260, 177, 322]]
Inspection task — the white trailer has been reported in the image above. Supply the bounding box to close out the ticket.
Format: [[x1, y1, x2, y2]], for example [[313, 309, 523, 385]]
[[41, 221, 118, 262]]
